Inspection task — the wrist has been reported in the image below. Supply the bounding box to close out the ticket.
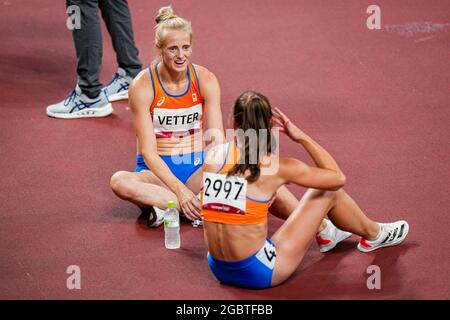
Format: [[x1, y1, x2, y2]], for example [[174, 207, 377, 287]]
[[173, 182, 186, 195], [295, 132, 310, 144]]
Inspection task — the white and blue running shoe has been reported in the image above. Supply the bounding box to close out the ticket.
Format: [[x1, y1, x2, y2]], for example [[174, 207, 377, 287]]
[[103, 68, 133, 102], [46, 85, 113, 119]]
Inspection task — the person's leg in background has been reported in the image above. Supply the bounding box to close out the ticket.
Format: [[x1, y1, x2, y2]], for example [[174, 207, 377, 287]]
[[46, 0, 112, 119], [71, 0, 103, 99], [99, 0, 142, 101]]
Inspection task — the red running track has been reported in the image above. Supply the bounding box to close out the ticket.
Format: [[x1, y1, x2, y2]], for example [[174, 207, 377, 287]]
[[0, 0, 449, 299]]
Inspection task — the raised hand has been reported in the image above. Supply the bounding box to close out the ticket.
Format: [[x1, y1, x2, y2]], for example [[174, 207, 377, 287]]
[[272, 107, 306, 142]]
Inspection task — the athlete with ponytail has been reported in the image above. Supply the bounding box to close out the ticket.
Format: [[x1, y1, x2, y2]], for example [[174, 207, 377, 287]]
[[110, 6, 224, 225], [201, 91, 409, 289]]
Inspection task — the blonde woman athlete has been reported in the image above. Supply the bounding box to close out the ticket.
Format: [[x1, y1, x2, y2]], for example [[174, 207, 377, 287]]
[[110, 6, 224, 225]]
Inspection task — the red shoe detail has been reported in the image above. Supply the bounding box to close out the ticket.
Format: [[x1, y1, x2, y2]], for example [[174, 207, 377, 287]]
[[360, 238, 372, 249], [316, 235, 331, 246]]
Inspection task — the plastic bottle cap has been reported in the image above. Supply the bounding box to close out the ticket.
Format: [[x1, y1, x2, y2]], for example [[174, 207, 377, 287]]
[[167, 201, 176, 208]]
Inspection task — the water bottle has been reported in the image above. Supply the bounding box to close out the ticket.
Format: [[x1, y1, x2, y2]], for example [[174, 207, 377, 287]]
[[164, 200, 180, 249]]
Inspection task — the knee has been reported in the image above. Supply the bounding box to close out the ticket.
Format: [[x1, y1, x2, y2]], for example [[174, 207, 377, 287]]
[[326, 188, 347, 207], [307, 188, 343, 206], [309, 188, 339, 200], [110, 171, 135, 200], [331, 188, 346, 203], [324, 189, 342, 204]]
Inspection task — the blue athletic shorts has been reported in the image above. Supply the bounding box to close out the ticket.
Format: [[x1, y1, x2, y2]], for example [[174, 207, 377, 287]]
[[134, 152, 205, 184], [207, 239, 277, 289]]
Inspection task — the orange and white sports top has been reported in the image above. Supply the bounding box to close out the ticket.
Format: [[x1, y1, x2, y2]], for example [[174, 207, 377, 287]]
[[200, 142, 275, 225], [148, 63, 204, 155]]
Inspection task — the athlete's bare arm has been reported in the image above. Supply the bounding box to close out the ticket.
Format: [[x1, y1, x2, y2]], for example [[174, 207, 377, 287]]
[[273, 107, 346, 190], [278, 158, 345, 191], [196, 65, 225, 145]]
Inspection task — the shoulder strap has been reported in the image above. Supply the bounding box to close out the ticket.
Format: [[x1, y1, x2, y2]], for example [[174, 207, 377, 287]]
[[217, 143, 240, 174]]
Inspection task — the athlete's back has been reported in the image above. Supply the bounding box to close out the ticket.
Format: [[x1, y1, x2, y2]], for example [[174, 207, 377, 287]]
[[201, 142, 282, 261]]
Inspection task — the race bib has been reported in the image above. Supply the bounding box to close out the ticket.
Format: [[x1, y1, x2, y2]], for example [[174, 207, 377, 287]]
[[202, 172, 247, 214], [153, 103, 202, 137], [255, 240, 277, 270]]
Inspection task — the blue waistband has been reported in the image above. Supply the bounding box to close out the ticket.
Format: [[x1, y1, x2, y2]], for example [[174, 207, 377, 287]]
[[136, 152, 204, 163]]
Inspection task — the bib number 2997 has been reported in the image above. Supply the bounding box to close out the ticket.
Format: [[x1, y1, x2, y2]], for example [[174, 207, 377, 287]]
[[202, 172, 247, 214]]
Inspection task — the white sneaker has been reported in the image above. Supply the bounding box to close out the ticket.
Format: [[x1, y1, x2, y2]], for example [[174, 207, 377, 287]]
[[46, 85, 113, 119], [191, 219, 202, 227], [146, 206, 165, 228], [316, 219, 352, 253], [103, 68, 133, 102], [357, 220, 409, 253], [191, 194, 202, 227]]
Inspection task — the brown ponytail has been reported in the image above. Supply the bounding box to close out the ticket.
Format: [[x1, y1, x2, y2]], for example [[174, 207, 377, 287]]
[[227, 91, 274, 182]]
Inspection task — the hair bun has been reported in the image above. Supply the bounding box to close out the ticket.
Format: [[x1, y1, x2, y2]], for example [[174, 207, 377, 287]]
[[155, 6, 176, 24]]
